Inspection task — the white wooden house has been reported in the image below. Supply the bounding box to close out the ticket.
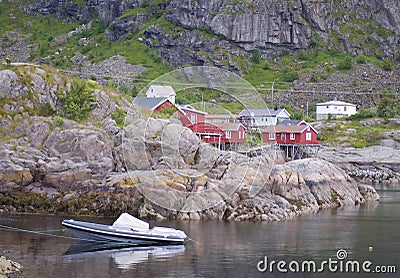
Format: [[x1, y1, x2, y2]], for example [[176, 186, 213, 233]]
[[238, 108, 290, 128], [315, 100, 357, 120]]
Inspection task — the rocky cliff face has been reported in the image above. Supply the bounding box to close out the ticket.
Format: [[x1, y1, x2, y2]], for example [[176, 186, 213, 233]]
[[24, 0, 400, 66], [164, 0, 399, 63], [0, 65, 379, 220]]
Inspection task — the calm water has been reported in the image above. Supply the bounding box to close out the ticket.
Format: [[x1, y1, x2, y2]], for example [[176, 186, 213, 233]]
[[1, 188, 399, 278]]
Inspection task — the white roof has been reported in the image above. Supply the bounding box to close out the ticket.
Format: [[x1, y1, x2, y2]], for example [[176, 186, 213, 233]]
[[146, 85, 176, 97], [177, 104, 207, 115], [316, 100, 356, 106], [239, 108, 290, 118]]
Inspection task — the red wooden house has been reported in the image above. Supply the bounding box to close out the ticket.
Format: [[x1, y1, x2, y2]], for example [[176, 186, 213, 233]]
[[216, 122, 247, 150], [216, 123, 246, 143], [177, 105, 207, 127], [188, 122, 224, 148], [186, 122, 247, 150], [262, 124, 320, 145]]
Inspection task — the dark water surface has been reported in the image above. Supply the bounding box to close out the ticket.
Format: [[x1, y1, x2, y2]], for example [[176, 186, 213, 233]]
[[1, 188, 399, 277]]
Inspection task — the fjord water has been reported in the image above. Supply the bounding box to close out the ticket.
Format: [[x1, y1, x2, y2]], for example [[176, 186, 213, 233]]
[[1, 188, 399, 278]]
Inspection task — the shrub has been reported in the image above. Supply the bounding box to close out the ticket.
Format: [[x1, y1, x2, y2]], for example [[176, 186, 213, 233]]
[[250, 49, 261, 64], [55, 116, 64, 127], [382, 59, 394, 71], [355, 55, 367, 64], [348, 107, 378, 120], [281, 67, 299, 82], [337, 57, 352, 70], [111, 106, 126, 127], [37, 102, 56, 117], [377, 90, 400, 118], [63, 81, 98, 121], [5, 56, 11, 65], [154, 106, 177, 119], [262, 61, 271, 70]]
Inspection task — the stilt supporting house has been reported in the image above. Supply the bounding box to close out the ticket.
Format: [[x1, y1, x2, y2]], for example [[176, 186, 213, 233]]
[[278, 143, 321, 160]]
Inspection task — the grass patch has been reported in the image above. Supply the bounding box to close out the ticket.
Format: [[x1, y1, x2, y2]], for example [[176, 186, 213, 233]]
[[318, 119, 400, 148]]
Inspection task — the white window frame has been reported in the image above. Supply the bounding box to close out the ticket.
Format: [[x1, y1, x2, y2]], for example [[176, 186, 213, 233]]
[[306, 132, 312, 141], [226, 131, 231, 139], [190, 113, 197, 123], [269, 132, 275, 140], [290, 133, 295, 140]]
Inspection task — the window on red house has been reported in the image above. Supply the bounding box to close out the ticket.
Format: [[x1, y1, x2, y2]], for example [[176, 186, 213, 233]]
[[191, 114, 197, 123], [269, 133, 275, 140]]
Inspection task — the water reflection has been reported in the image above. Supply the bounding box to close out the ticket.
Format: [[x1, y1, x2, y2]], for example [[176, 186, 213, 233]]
[[1, 189, 399, 277], [63, 242, 185, 270]]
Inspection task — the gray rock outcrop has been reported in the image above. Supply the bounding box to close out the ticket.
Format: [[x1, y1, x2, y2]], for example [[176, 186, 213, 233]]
[[319, 145, 400, 184]]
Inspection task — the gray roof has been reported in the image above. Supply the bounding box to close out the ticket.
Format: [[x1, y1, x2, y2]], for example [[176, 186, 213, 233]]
[[278, 120, 303, 126], [239, 108, 290, 117], [134, 97, 170, 110]]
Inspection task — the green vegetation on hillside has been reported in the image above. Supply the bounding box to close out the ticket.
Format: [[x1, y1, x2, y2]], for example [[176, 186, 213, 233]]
[[63, 80, 98, 121], [176, 88, 245, 114], [319, 119, 400, 148], [0, 1, 398, 109]]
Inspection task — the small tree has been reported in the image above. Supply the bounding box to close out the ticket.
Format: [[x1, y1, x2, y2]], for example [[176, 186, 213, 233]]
[[250, 49, 261, 64], [337, 57, 352, 71], [378, 90, 400, 118], [5, 56, 11, 65], [111, 106, 126, 127], [63, 81, 98, 121]]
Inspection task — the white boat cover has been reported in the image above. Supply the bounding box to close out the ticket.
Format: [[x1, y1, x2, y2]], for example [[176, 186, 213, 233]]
[[112, 213, 149, 232]]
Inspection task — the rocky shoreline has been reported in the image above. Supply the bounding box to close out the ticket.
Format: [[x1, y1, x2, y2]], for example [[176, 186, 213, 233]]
[[0, 256, 23, 278], [318, 144, 400, 185], [0, 156, 380, 221]]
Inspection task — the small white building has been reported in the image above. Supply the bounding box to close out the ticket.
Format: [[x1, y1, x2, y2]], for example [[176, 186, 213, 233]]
[[315, 100, 357, 120], [146, 85, 176, 104], [239, 108, 290, 128]]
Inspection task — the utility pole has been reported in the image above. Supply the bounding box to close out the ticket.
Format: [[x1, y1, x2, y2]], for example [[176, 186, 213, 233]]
[[271, 79, 278, 108], [271, 80, 275, 108], [306, 101, 309, 118]]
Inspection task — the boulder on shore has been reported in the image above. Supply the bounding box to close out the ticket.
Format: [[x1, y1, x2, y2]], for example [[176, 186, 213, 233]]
[[0, 256, 23, 277]]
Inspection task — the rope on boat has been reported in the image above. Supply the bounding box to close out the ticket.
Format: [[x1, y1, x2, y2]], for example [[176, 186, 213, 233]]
[[0, 223, 195, 245], [0, 223, 80, 240], [186, 237, 198, 244]]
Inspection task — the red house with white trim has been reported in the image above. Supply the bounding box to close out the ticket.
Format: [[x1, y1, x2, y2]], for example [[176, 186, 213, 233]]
[[216, 122, 247, 150], [177, 105, 207, 127], [262, 124, 320, 145], [216, 123, 246, 143], [188, 122, 224, 147]]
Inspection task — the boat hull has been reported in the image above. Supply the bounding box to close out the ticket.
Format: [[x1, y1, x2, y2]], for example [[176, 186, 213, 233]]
[[62, 220, 186, 245]]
